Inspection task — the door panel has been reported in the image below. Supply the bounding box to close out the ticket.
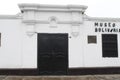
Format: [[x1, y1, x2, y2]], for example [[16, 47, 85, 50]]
[[102, 34, 118, 57], [37, 33, 68, 75]]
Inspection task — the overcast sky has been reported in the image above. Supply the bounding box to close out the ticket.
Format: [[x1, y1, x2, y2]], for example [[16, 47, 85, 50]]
[[0, 0, 120, 17]]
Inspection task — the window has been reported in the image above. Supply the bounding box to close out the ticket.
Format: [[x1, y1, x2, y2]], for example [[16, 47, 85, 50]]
[[88, 36, 97, 44], [102, 34, 118, 57]]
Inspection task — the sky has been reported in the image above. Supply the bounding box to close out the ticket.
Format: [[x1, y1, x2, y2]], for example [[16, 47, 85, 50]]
[[0, 0, 120, 17]]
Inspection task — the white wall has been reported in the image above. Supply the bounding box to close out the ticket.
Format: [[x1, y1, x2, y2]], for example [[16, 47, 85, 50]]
[[21, 24, 37, 68], [1, 10, 120, 69], [0, 19, 22, 68], [82, 21, 120, 67]]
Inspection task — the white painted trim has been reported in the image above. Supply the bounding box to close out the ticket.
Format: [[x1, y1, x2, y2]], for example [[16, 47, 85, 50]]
[[18, 3, 87, 9], [0, 15, 22, 19], [21, 9, 86, 12], [84, 16, 120, 22], [18, 3, 87, 12], [22, 20, 82, 24]]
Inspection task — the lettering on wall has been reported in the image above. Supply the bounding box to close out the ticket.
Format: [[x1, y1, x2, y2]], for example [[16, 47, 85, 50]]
[[94, 22, 120, 32]]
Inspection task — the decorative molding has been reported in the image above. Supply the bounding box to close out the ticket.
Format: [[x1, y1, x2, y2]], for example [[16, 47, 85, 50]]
[[19, 9, 86, 12], [18, 3, 88, 9], [25, 23, 36, 36], [19, 4, 87, 25], [0, 15, 21, 19], [22, 20, 82, 24], [48, 16, 58, 23], [58, 21, 81, 24], [18, 3, 87, 12], [0, 13, 22, 19], [71, 26, 80, 37], [84, 16, 120, 22], [49, 16, 58, 28]]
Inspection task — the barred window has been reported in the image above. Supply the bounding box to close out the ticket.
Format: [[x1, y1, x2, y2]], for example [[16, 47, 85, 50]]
[[102, 34, 118, 57]]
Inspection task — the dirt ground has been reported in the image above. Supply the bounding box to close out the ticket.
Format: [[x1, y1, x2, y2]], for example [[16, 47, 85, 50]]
[[0, 75, 120, 80]]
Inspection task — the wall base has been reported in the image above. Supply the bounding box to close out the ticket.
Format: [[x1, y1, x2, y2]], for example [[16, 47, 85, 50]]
[[0, 68, 120, 75]]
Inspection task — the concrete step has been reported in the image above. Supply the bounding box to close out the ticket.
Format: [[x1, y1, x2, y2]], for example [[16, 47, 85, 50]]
[[1, 75, 120, 80]]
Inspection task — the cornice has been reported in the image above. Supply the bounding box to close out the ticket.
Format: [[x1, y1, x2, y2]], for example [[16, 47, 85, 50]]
[[18, 3, 87, 12], [84, 16, 120, 22], [0, 14, 22, 19], [22, 20, 82, 24]]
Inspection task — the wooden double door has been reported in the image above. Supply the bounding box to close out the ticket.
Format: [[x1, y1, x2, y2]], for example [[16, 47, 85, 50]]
[[37, 33, 68, 75]]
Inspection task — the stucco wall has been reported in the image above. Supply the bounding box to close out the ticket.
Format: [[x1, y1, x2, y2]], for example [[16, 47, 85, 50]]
[[0, 4, 120, 69], [0, 19, 22, 68], [82, 21, 120, 67]]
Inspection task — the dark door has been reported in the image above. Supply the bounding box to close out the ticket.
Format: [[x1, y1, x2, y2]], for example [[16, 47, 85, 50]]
[[37, 33, 68, 75], [102, 34, 118, 57]]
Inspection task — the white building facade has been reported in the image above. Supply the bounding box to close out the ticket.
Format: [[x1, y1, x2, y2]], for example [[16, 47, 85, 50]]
[[0, 3, 120, 75]]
